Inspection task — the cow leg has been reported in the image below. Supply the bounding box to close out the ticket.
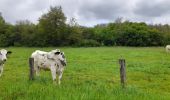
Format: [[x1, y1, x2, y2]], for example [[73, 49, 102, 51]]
[[34, 63, 40, 76], [58, 71, 63, 85], [36, 66, 40, 76], [50, 66, 57, 83], [0, 66, 3, 77]]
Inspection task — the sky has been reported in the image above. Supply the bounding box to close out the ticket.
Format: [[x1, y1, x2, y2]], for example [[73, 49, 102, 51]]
[[0, 0, 170, 26]]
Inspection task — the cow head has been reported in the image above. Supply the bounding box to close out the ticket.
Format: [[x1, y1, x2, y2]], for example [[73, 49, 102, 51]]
[[59, 52, 67, 66], [0, 49, 12, 63], [47, 49, 67, 66]]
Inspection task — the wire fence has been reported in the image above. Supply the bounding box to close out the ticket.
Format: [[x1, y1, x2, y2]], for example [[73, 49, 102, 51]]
[[67, 59, 170, 65]]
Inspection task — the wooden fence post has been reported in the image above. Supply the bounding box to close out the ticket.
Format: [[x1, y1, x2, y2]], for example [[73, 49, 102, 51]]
[[119, 59, 126, 88], [29, 58, 34, 80]]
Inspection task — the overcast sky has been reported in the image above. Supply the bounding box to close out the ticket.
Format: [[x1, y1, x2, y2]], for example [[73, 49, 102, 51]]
[[0, 0, 170, 26]]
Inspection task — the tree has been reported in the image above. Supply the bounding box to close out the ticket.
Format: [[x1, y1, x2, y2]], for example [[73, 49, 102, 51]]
[[0, 13, 6, 35], [67, 18, 83, 46], [12, 20, 37, 46], [0, 13, 9, 46], [38, 6, 67, 46]]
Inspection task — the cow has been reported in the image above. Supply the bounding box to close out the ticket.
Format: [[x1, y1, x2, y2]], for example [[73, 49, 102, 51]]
[[166, 45, 170, 52], [31, 49, 67, 84], [0, 49, 12, 77]]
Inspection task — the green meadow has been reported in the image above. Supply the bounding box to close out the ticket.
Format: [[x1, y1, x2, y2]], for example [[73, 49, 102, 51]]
[[0, 47, 170, 100]]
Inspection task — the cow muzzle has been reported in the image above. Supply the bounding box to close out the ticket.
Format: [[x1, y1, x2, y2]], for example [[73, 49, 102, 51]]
[[3, 59, 6, 62], [0, 59, 6, 64], [60, 60, 67, 66]]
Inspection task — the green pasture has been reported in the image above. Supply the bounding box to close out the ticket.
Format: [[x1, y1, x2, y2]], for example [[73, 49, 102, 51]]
[[0, 47, 170, 100]]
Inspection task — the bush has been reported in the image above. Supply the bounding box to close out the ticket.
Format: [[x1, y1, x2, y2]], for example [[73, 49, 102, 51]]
[[78, 39, 101, 47]]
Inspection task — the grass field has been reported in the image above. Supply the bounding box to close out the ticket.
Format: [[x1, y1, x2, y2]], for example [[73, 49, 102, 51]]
[[0, 47, 170, 100]]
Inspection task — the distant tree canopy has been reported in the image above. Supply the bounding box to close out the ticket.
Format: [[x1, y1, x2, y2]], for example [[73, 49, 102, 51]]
[[38, 6, 67, 46], [0, 6, 170, 47]]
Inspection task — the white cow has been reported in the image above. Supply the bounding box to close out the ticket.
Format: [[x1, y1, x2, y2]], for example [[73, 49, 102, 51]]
[[166, 45, 170, 52], [31, 49, 66, 84], [0, 49, 12, 77]]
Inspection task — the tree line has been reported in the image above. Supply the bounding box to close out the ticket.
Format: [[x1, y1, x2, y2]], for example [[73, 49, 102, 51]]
[[0, 6, 170, 47]]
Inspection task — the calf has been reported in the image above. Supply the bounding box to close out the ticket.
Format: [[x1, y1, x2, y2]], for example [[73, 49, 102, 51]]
[[0, 49, 12, 77], [31, 49, 66, 84], [166, 45, 170, 52]]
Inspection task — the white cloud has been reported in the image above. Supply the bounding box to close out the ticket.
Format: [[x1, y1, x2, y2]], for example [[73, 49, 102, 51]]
[[0, 0, 170, 26]]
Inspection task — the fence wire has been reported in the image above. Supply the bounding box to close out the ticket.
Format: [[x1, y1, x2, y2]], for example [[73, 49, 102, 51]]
[[67, 59, 170, 64]]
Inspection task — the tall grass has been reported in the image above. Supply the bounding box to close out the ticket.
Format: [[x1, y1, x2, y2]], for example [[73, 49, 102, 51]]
[[0, 47, 170, 100]]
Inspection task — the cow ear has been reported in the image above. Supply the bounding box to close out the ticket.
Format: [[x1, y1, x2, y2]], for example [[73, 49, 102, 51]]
[[55, 52, 60, 55], [7, 51, 12, 54]]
